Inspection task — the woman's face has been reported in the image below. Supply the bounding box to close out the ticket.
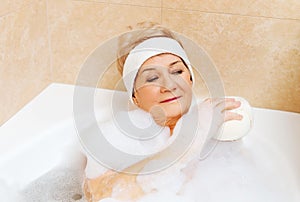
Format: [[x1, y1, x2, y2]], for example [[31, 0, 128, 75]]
[[133, 53, 193, 124]]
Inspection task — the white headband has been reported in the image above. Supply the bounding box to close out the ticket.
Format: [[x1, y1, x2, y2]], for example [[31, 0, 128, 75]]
[[123, 37, 194, 102]]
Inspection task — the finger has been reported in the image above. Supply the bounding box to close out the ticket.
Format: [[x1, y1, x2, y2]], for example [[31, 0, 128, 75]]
[[203, 98, 213, 104], [200, 98, 214, 109], [218, 100, 241, 112], [206, 97, 236, 106], [224, 111, 243, 122], [205, 97, 232, 102], [202, 98, 241, 117]]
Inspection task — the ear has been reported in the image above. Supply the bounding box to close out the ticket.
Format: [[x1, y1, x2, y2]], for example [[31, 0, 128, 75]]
[[132, 94, 139, 106], [188, 74, 193, 86]]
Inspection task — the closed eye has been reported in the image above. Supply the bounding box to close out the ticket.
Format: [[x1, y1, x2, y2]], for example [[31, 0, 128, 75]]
[[171, 69, 183, 75], [146, 76, 159, 82]]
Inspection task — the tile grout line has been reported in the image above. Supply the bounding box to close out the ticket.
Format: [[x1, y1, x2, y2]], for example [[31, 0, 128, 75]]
[[72, 0, 161, 9], [162, 7, 300, 22], [71, 0, 300, 22]]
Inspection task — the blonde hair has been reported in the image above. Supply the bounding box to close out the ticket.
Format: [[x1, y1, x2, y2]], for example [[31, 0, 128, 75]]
[[117, 22, 182, 75]]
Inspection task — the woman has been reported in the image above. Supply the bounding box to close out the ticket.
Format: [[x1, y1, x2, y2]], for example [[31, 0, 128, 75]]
[[83, 23, 243, 202]]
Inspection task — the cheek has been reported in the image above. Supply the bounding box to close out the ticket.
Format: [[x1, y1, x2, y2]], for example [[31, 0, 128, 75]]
[[184, 72, 193, 85], [177, 74, 193, 107], [135, 86, 161, 110], [179, 73, 193, 91]]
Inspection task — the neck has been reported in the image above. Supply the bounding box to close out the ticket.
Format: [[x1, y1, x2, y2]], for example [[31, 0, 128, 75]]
[[149, 111, 181, 135], [164, 115, 181, 135]]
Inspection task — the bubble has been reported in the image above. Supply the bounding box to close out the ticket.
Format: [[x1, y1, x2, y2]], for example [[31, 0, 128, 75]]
[[21, 168, 85, 202]]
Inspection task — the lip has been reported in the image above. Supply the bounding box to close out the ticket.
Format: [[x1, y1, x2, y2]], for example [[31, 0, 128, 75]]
[[160, 96, 182, 103]]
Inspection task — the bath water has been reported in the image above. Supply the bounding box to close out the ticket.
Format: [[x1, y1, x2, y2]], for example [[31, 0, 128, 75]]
[[134, 139, 298, 202], [0, 168, 86, 202], [1, 140, 298, 202], [22, 168, 85, 202], [101, 140, 299, 202]]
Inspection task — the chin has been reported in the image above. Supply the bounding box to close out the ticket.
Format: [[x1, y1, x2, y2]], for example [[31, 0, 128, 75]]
[[163, 104, 188, 118]]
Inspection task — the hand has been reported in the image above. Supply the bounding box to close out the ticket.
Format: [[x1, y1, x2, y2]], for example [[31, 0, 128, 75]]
[[206, 97, 243, 121], [197, 97, 243, 135], [83, 170, 144, 202]]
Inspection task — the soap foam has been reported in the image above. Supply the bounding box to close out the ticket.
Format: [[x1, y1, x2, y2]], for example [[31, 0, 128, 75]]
[[21, 168, 85, 202], [135, 140, 298, 202], [2, 141, 298, 202], [95, 137, 299, 202]]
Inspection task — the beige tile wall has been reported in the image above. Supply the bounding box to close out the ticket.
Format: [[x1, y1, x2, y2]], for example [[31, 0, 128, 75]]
[[162, 0, 300, 20], [0, 0, 37, 17], [0, 0, 299, 125], [48, 0, 161, 85], [162, 9, 300, 113], [0, 0, 51, 125]]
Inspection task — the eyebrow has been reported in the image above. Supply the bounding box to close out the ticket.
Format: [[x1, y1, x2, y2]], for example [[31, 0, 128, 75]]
[[141, 60, 184, 73], [142, 67, 157, 73], [169, 60, 183, 67]]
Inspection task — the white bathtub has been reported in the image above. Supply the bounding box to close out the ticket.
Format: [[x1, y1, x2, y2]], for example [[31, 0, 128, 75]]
[[0, 83, 299, 202]]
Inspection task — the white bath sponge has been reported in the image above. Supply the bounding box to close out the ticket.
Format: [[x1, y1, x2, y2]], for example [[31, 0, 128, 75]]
[[214, 96, 253, 141]]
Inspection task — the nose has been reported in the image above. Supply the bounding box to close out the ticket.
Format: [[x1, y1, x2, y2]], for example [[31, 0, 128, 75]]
[[160, 75, 177, 93]]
